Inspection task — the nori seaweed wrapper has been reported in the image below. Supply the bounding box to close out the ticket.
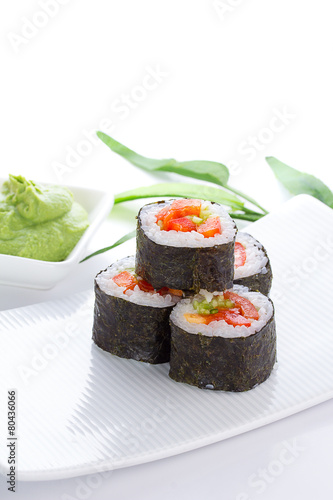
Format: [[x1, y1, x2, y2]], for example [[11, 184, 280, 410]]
[[135, 201, 236, 294], [233, 244, 273, 296], [169, 305, 276, 392], [92, 275, 173, 364]]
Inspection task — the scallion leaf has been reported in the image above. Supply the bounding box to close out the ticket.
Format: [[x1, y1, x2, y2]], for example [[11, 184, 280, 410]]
[[97, 131, 229, 187], [115, 182, 244, 210], [266, 156, 333, 208], [80, 230, 136, 263]]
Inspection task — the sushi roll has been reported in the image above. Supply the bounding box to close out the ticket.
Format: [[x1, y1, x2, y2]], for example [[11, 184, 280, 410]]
[[136, 199, 237, 293], [92, 256, 182, 364], [233, 232, 273, 295], [169, 285, 276, 391]]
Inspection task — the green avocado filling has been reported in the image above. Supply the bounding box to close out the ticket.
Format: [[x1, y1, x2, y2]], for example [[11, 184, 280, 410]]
[[186, 207, 212, 225], [0, 175, 89, 262], [193, 296, 235, 315], [185, 215, 203, 224], [199, 206, 213, 221]]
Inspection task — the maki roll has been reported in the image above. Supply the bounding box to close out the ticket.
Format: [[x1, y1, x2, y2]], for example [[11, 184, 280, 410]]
[[136, 199, 237, 293], [169, 285, 276, 391], [92, 256, 182, 364], [233, 232, 273, 295]]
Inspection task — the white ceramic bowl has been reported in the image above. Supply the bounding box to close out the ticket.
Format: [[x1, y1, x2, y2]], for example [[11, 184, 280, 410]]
[[0, 179, 114, 289]]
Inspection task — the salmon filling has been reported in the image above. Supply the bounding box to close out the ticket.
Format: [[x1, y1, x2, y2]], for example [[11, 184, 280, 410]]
[[156, 199, 222, 238], [112, 270, 183, 297], [184, 291, 259, 327]]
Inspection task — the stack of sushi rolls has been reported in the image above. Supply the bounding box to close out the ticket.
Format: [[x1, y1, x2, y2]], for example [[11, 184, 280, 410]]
[[92, 198, 276, 391]]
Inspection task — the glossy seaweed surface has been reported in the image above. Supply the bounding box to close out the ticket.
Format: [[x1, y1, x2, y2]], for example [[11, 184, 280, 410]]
[[92, 278, 173, 364], [135, 202, 236, 294], [169, 307, 276, 392]]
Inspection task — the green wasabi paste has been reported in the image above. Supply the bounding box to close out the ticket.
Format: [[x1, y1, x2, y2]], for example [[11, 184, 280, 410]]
[[0, 175, 89, 261]]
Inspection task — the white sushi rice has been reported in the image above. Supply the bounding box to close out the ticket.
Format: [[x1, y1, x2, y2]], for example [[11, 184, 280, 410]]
[[139, 200, 236, 248], [96, 256, 180, 308], [170, 284, 273, 338], [234, 232, 268, 279]]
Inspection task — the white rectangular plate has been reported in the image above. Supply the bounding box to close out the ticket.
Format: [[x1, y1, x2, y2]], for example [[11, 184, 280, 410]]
[[1, 194, 333, 481]]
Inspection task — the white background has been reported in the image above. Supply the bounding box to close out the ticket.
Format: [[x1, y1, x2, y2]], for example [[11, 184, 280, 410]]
[[1, 0, 333, 498]]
